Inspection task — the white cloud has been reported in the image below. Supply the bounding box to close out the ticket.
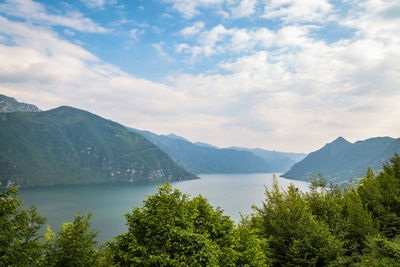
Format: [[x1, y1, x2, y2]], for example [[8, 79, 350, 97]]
[[0, 0, 108, 33], [129, 29, 139, 40], [344, 0, 400, 41], [177, 24, 309, 57], [170, 36, 400, 152], [0, 0, 399, 153], [0, 16, 96, 61], [0, 16, 191, 133], [180, 22, 205, 36], [82, 0, 107, 8], [230, 0, 258, 18], [177, 24, 233, 56], [262, 0, 333, 23], [153, 42, 175, 62], [169, 0, 400, 151], [162, 13, 174, 18], [163, 0, 224, 19], [81, 0, 119, 9], [63, 29, 75, 36]]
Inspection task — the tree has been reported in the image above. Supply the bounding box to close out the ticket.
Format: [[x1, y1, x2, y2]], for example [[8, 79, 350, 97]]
[[0, 185, 46, 266], [108, 182, 268, 266], [42, 212, 100, 266], [250, 176, 343, 266], [358, 154, 400, 238], [340, 186, 377, 253], [233, 222, 270, 266], [356, 236, 400, 266]]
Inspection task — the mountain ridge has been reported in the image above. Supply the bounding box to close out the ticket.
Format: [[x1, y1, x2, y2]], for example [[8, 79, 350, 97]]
[[281, 136, 400, 184], [230, 147, 306, 172]]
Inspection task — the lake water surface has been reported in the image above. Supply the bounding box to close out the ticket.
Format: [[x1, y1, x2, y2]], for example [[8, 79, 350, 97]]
[[19, 173, 310, 242]]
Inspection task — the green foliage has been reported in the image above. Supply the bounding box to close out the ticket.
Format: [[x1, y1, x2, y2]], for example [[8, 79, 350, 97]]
[[0, 185, 101, 267], [42, 212, 100, 267], [109, 182, 268, 266], [340, 186, 377, 252], [3, 155, 400, 266], [233, 224, 270, 266], [358, 154, 400, 238], [250, 176, 343, 266], [0, 185, 46, 266], [301, 175, 377, 264], [356, 236, 400, 266]]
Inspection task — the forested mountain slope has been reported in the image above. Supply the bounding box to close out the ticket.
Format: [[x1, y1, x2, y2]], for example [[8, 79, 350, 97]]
[[0, 106, 197, 187]]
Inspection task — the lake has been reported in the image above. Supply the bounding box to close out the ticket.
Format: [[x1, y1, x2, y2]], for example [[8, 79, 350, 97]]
[[19, 173, 310, 243]]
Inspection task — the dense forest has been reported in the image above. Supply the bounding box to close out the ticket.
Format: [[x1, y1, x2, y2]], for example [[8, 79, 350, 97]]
[[1, 155, 400, 266]]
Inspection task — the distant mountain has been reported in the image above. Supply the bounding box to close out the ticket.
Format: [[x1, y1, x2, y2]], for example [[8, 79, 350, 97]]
[[281, 136, 400, 184], [129, 128, 304, 174], [0, 94, 41, 113], [194, 142, 218, 149], [231, 147, 306, 172], [129, 128, 272, 174], [0, 106, 197, 188], [166, 133, 189, 142]]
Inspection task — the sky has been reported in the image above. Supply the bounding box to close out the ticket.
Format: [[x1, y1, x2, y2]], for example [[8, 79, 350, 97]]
[[0, 0, 399, 153]]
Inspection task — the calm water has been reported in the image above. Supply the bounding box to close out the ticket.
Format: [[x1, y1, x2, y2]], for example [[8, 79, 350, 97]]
[[19, 173, 310, 243]]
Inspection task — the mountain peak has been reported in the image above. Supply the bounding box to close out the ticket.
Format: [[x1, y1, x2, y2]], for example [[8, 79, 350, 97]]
[[320, 136, 351, 152], [0, 94, 41, 113], [321, 137, 351, 150], [332, 136, 350, 144]]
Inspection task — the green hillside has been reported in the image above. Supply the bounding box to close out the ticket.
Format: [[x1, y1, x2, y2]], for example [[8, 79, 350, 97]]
[[0, 94, 41, 113], [282, 136, 400, 183], [0, 106, 197, 187]]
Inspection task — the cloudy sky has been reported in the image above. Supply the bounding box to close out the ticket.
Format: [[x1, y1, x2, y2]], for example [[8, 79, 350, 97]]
[[0, 0, 399, 153]]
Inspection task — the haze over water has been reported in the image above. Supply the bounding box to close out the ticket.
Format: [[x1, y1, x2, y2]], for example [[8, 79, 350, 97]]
[[19, 173, 310, 242]]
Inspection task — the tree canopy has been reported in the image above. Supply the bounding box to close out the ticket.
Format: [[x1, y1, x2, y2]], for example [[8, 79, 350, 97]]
[[108, 182, 268, 266]]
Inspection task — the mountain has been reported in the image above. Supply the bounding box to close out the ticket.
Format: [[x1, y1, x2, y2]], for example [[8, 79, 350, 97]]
[[129, 129, 304, 174], [0, 106, 197, 188], [230, 147, 306, 172], [0, 94, 41, 113], [129, 128, 274, 174], [281, 136, 400, 184], [194, 142, 218, 149]]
